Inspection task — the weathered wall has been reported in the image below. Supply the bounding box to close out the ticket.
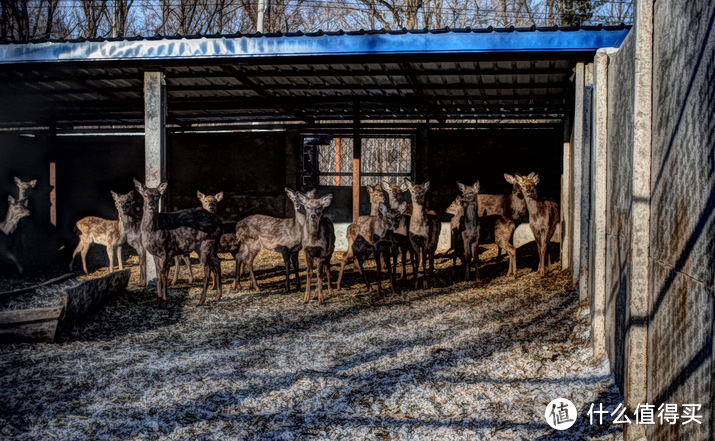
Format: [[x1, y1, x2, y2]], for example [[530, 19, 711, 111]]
[[647, 0, 715, 440], [604, 28, 636, 396]]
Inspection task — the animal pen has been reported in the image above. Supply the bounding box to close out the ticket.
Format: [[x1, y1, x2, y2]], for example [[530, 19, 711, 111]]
[[0, 1, 713, 439]]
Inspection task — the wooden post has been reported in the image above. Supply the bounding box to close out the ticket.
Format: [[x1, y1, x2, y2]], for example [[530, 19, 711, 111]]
[[49, 162, 56, 226], [335, 138, 341, 186], [352, 103, 361, 222]]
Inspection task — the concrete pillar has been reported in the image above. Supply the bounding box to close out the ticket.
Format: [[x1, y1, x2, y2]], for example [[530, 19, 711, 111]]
[[285, 129, 301, 215], [624, 1, 653, 438], [561, 138, 572, 270], [143, 71, 167, 284], [589, 48, 617, 360], [579, 84, 593, 301], [571, 62, 585, 285]]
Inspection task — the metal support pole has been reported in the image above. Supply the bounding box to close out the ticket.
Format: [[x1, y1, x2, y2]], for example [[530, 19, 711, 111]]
[[257, 0, 268, 33], [143, 71, 167, 284]]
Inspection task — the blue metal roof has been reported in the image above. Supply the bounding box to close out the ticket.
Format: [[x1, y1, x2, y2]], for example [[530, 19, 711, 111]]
[[0, 25, 629, 65]]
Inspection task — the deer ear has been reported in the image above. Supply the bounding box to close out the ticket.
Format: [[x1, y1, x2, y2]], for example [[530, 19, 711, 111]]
[[133, 179, 144, 194], [307, 189, 316, 199], [157, 182, 169, 194], [504, 174, 515, 184], [197, 191, 205, 201], [111, 191, 120, 201], [8, 195, 15, 204], [23, 198, 29, 207], [404, 178, 413, 189], [515, 174, 524, 184], [398, 201, 407, 214], [125, 190, 134, 199], [423, 181, 431, 190], [532, 173, 540, 185], [381, 181, 391, 192], [399, 181, 408, 192], [14, 177, 21, 185], [474, 181, 480, 192], [366, 185, 374, 194], [456, 181, 465, 192], [285, 187, 296, 200], [456, 195, 462, 204], [296, 191, 309, 205], [379, 201, 389, 216], [320, 194, 333, 208], [29, 179, 37, 188], [215, 192, 224, 202]]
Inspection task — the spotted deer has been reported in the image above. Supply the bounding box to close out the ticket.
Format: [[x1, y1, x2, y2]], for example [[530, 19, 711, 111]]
[[134, 179, 223, 307], [111, 190, 147, 285], [234, 188, 315, 292], [70, 213, 125, 275], [457, 181, 482, 282], [445, 196, 465, 268], [381, 179, 414, 281], [0, 196, 30, 273], [296, 191, 335, 305], [337, 201, 406, 297], [14, 177, 37, 202], [405, 179, 441, 289], [514, 173, 559, 277]]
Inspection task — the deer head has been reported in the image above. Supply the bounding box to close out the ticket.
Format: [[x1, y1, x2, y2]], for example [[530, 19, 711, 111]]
[[296, 192, 332, 227], [1, 195, 31, 235], [14, 177, 37, 202], [286, 188, 316, 216], [504, 173, 524, 197], [514, 172, 540, 199], [378, 201, 407, 231], [111, 190, 136, 216], [134, 179, 168, 212], [197, 191, 224, 214], [366, 185, 386, 206], [456, 181, 480, 203], [446, 196, 464, 216], [404, 178, 430, 205], [381, 178, 408, 207]]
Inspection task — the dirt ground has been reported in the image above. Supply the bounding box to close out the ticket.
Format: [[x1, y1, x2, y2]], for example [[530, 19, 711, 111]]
[[0, 245, 624, 440]]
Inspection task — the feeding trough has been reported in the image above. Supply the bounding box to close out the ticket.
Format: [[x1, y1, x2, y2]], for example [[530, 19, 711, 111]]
[[0, 269, 130, 343]]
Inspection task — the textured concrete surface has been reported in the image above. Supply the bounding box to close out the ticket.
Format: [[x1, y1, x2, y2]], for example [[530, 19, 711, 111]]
[[570, 62, 585, 282], [647, 0, 715, 440], [579, 84, 593, 301], [561, 140, 572, 270]]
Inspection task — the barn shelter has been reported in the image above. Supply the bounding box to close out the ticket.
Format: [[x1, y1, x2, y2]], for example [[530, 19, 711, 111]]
[[0, 25, 627, 271]]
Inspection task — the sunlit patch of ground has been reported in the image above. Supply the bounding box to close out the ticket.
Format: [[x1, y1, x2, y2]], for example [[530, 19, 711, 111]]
[[0, 245, 623, 440]]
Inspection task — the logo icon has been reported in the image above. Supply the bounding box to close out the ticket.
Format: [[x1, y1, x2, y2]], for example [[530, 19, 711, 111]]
[[545, 398, 577, 430]]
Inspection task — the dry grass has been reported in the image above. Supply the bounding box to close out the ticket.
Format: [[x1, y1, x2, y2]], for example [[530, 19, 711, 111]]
[[0, 245, 623, 440]]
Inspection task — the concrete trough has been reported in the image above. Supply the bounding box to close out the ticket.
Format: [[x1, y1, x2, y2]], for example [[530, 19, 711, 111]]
[[0, 269, 131, 344]]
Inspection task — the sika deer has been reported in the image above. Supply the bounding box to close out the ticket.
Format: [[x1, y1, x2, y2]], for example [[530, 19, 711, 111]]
[[366, 185, 386, 216], [296, 192, 335, 305], [0, 196, 30, 273], [514, 173, 559, 277], [70, 199, 126, 274], [111, 190, 147, 285], [381, 179, 414, 281], [134, 179, 222, 307], [234, 188, 315, 292], [457, 181, 481, 282], [14, 177, 37, 202], [445, 196, 465, 268], [405, 179, 441, 289], [337, 201, 406, 297]]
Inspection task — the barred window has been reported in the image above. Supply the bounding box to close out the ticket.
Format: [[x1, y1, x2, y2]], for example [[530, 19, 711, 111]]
[[303, 136, 414, 187]]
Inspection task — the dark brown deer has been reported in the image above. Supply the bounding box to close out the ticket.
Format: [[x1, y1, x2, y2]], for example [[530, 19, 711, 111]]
[[111, 190, 147, 285], [405, 179, 441, 289], [134, 179, 222, 307], [337, 201, 406, 297], [70, 208, 125, 275], [234, 188, 315, 292], [381, 179, 414, 282], [296, 191, 335, 305], [457, 181, 482, 282], [14, 177, 37, 202], [514, 173, 559, 277], [445, 196, 465, 268], [0, 196, 30, 273]]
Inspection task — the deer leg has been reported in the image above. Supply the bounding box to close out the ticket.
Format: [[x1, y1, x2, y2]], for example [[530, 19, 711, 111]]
[[171, 257, 180, 285], [472, 241, 480, 283], [107, 245, 115, 273], [281, 252, 292, 293], [231, 256, 242, 290], [337, 247, 353, 290], [292, 251, 301, 292], [70, 239, 83, 271], [385, 249, 396, 295], [374, 248, 383, 298], [198, 263, 210, 306], [161, 263, 172, 307], [357, 254, 372, 293], [412, 247, 422, 290], [463, 236, 471, 282], [324, 258, 334, 297], [316, 258, 325, 305], [80, 241, 91, 275], [214, 253, 223, 301], [303, 256, 313, 303], [138, 250, 147, 286], [184, 255, 194, 284], [247, 252, 259, 291]]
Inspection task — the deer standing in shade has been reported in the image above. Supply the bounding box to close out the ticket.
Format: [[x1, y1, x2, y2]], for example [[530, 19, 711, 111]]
[[405, 179, 441, 289], [134, 179, 223, 307], [70, 204, 126, 275], [343, 185, 388, 272], [514, 173, 559, 277], [382, 179, 414, 282], [234, 188, 315, 292], [337, 201, 407, 297], [457, 181, 482, 282], [111, 190, 147, 286], [445, 196, 465, 268], [14, 177, 37, 202], [0, 196, 30, 273], [296, 192, 335, 305]]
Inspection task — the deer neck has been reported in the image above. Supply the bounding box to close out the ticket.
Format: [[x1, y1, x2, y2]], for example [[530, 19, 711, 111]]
[[304, 217, 322, 243], [509, 193, 528, 220], [116, 210, 131, 239], [388, 194, 403, 210], [463, 199, 478, 224], [0, 212, 22, 235], [411, 199, 426, 223], [370, 203, 381, 216], [141, 205, 160, 233], [524, 191, 541, 213]]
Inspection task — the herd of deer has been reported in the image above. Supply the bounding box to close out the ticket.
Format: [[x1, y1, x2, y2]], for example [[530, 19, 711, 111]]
[[1, 172, 558, 308]]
